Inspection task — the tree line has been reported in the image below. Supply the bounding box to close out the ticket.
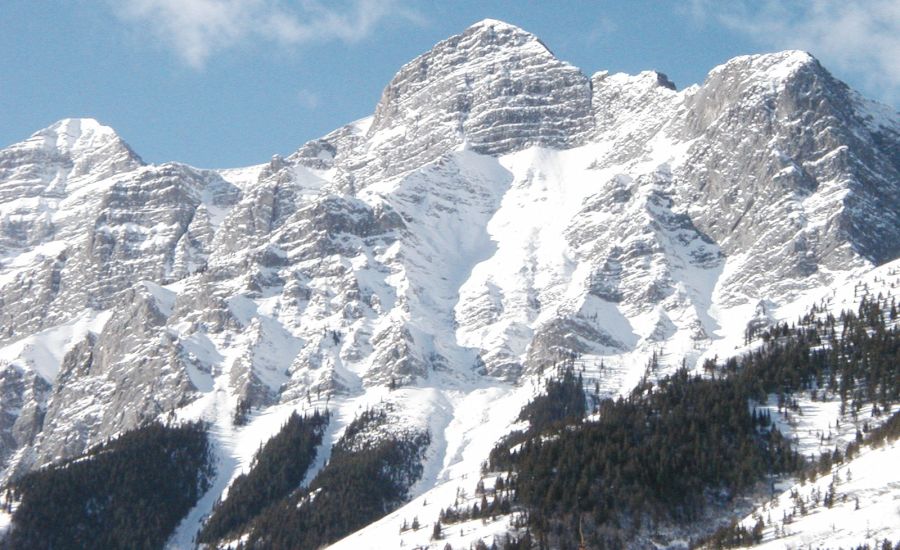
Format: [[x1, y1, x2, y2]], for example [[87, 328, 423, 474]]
[[198, 410, 329, 545], [234, 407, 431, 549], [2, 421, 213, 550]]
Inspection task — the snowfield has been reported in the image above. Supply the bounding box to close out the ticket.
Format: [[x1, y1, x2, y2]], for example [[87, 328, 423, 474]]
[[737, 439, 900, 549]]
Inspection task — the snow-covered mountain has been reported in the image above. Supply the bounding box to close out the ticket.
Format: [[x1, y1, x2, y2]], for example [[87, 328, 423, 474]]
[[0, 18, 898, 549]]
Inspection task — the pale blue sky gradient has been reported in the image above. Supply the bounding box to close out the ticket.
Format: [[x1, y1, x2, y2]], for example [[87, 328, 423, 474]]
[[2, 1, 897, 167]]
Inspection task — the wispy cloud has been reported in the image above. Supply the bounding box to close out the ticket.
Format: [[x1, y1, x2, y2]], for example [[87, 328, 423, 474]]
[[108, 0, 422, 68], [296, 88, 320, 110], [690, 0, 900, 104], [583, 17, 617, 46]]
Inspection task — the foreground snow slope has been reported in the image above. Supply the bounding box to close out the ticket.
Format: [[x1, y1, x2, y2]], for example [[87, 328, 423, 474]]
[[737, 439, 900, 550]]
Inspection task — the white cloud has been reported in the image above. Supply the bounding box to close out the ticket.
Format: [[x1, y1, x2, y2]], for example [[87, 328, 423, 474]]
[[109, 0, 421, 68], [691, 0, 900, 104], [296, 88, 320, 109], [584, 17, 617, 45]]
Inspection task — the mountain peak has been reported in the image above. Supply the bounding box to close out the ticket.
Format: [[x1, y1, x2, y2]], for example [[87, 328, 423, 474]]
[[31, 118, 127, 156], [466, 18, 523, 31], [455, 17, 549, 55], [31, 117, 144, 168], [365, 19, 591, 167], [50, 117, 109, 132], [461, 18, 534, 36], [0, 117, 145, 182], [708, 49, 822, 86], [374, 18, 553, 98], [44, 116, 115, 138]]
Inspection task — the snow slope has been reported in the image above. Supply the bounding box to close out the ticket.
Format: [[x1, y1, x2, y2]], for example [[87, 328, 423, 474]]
[[737, 439, 900, 549]]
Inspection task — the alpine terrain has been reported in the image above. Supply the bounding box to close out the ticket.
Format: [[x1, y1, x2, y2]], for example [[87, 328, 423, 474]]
[[0, 19, 899, 549]]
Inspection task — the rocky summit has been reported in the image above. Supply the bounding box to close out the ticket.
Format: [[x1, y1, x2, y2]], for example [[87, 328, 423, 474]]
[[0, 19, 898, 549]]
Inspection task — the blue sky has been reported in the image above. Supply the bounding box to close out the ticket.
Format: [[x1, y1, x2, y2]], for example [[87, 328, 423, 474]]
[[2, 0, 898, 168]]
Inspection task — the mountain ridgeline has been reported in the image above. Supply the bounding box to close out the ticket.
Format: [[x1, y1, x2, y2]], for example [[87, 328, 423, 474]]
[[0, 17, 898, 550]]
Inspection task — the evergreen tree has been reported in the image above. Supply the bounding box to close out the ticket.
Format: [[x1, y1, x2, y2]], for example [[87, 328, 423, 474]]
[[4, 422, 213, 550]]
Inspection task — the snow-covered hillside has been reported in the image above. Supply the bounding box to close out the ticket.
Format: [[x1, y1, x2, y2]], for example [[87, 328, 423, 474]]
[[736, 439, 900, 549], [0, 18, 898, 549], [327, 257, 900, 550]]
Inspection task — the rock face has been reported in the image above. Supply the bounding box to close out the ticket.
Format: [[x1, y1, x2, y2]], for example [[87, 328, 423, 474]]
[[677, 51, 900, 301], [365, 19, 593, 177], [0, 17, 898, 546]]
